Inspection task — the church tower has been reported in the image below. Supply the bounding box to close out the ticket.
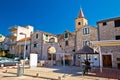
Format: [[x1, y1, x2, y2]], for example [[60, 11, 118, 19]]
[[75, 8, 88, 31]]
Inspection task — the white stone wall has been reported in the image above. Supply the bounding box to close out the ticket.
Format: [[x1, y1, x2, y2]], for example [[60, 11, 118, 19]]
[[17, 26, 34, 41]]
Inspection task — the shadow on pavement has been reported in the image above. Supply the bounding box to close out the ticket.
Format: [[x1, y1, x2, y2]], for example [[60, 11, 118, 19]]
[[3, 75, 17, 77], [88, 68, 120, 79], [46, 66, 82, 76], [6, 72, 57, 80], [24, 74, 57, 80]]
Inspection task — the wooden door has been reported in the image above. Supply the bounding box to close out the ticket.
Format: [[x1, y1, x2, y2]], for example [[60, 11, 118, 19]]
[[102, 55, 112, 67]]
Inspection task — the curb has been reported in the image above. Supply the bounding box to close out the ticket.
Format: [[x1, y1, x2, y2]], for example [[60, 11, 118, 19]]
[[0, 65, 30, 70]]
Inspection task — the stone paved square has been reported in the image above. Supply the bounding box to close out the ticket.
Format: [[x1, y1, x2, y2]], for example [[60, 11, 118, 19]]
[[0, 66, 120, 80]]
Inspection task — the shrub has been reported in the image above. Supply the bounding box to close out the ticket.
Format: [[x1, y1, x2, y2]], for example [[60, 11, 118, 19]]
[[6, 53, 15, 58], [2, 51, 6, 57]]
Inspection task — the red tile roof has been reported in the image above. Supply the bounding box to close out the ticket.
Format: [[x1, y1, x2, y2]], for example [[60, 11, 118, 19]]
[[78, 8, 84, 18], [17, 37, 30, 42]]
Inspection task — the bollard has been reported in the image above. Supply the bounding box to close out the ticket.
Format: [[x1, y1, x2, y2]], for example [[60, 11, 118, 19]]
[[58, 76, 64, 80], [36, 73, 39, 77], [1, 64, 4, 67], [17, 64, 23, 76], [58, 76, 62, 80], [3, 70, 8, 73]]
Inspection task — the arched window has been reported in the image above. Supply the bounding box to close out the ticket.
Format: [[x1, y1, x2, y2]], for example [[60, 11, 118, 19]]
[[78, 22, 81, 25]]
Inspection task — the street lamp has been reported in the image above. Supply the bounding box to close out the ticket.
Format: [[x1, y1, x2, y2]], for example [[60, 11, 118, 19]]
[[19, 32, 26, 73]]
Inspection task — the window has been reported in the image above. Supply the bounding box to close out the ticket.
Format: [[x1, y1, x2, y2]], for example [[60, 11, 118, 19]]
[[83, 40, 90, 46], [103, 22, 107, 26], [115, 20, 120, 27], [64, 33, 69, 38], [115, 35, 120, 40], [65, 40, 69, 46], [26, 45, 28, 50], [117, 58, 120, 61], [34, 43, 38, 48], [83, 28, 90, 35], [78, 22, 81, 25], [45, 35, 48, 40], [36, 34, 38, 39]]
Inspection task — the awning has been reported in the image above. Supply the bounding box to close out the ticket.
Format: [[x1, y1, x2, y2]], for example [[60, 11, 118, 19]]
[[91, 40, 120, 46], [76, 45, 98, 54]]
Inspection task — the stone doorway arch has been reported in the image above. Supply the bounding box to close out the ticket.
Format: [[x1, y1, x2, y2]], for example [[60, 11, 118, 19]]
[[47, 46, 56, 60]]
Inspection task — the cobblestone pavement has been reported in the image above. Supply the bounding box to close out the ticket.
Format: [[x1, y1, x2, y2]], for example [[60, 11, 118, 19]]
[[0, 66, 120, 80]]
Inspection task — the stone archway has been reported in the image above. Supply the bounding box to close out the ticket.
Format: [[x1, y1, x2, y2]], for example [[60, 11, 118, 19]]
[[47, 46, 56, 60]]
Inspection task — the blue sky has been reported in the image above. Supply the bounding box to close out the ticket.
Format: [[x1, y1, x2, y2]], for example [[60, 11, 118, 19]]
[[0, 0, 120, 35]]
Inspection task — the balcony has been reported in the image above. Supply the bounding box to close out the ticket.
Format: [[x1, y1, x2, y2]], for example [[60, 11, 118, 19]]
[[9, 26, 17, 31], [7, 34, 17, 39]]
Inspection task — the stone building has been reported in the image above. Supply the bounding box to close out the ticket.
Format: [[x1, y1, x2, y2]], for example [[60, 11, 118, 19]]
[[30, 29, 77, 66], [30, 30, 66, 66], [30, 8, 99, 66], [16, 37, 31, 58], [75, 8, 99, 66], [5, 8, 120, 68], [57, 30, 76, 65], [97, 17, 120, 68]]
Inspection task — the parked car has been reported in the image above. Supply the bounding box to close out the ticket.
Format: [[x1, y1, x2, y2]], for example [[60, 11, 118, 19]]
[[0, 57, 19, 67], [14, 57, 21, 61]]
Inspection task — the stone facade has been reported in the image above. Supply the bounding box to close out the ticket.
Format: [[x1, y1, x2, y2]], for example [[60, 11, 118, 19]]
[[97, 17, 120, 68], [30, 31, 64, 62], [30, 8, 99, 66], [57, 31, 75, 53], [57, 30, 76, 65], [76, 26, 98, 50], [30, 30, 76, 66], [4, 8, 120, 68], [75, 9, 99, 66]]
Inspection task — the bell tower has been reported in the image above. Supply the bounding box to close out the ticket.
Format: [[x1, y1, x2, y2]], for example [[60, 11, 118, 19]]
[[75, 8, 88, 31]]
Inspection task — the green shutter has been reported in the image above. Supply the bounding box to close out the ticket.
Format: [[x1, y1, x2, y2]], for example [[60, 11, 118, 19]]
[[64, 33, 68, 38], [46, 35, 48, 40]]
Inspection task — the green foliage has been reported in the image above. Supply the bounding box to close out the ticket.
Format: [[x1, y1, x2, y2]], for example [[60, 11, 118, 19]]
[[0, 52, 2, 57], [2, 51, 6, 57], [6, 53, 15, 58], [0, 35, 2, 38], [0, 51, 7, 57], [0, 51, 14, 58]]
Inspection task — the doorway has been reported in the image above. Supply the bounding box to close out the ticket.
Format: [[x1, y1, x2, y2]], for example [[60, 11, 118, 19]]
[[102, 55, 112, 67]]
